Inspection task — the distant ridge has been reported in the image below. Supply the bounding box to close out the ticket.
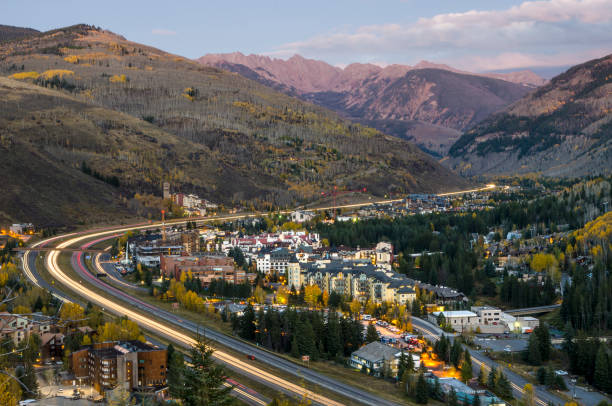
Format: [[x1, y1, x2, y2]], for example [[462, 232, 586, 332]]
[[199, 53, 542, 156], [0, 24, 39, 43]]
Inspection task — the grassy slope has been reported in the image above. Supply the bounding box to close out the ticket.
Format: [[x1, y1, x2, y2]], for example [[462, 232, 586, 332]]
[[0, 24, 467, 226]]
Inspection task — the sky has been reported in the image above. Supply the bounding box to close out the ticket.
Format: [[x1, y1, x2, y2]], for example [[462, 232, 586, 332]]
[[3, 0, 611, 74]]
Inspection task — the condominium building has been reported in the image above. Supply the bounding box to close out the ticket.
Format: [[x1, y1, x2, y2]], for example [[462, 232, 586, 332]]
[[70, 341, 166, 393], [288, 260, 417, 305], [160, 254, 255, 285]]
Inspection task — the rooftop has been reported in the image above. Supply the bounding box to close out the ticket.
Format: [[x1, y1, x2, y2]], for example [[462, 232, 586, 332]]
[[352, 341, 400, 363], [433, 311, 477, 318]]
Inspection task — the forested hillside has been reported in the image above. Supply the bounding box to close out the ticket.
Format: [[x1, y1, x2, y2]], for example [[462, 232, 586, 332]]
[[0, 24, 467, 226], [447, 54, 612, 177], [201, 54, 535, 156], [0, 24, 38, 43]]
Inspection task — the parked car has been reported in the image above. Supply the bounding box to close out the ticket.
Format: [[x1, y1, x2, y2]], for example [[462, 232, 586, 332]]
[[555, 370, 568, 376]]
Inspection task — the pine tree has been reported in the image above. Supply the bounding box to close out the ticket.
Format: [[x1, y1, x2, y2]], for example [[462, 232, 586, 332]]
[[450, 339, 462, 367], [461, 357, 473, 383], [365, 324, 379, 343], [447, 387, 458, 406], [478, 367, 486, 386], [182, 334, 233, 406], [290, 335, 300, 358], [487, 367, 497, 389], [167, 346, 185, 399], [239, 304, 256, 340], [593, 346, 609, 392], [527, 333, 542, 365], [496, 373, 513, 399], [534, 325, 551, 361], [325, 311, 341, 360], [415, 372, 429, 404], [19, 363, 38, 399]]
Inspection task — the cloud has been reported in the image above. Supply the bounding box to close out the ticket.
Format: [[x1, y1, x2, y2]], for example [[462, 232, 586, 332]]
[[272, 0, 612, 70], [152, 29, 176, 36], [455, 48, 610, 71]]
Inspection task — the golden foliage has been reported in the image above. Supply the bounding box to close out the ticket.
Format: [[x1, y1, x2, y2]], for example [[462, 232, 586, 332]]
[[0, 375, 20, 406], [575, 211, 612, 243], [60, 302, 85, 324], [8, 71, 40, 80], [109, 74, 127, 83], [63, 55, 80, 64], [304, 284, 321, 307], [530, 253, 557, 272], [41, 69, 74, 79], [98, 319, 144, 342]]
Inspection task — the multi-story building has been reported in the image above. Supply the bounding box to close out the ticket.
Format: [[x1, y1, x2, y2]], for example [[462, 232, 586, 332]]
[[288, 260, 417, 305], [40, 332, 64, 361], [181, 231, 200, 254], [429, 310, 479, 332], [0, 312, 53, 345], [70, 341, 166, 393], [160, 254, 255, 285], [256, 248, 295, 275]]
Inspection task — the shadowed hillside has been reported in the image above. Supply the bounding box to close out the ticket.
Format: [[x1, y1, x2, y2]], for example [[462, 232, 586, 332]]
[[0, 24, 39, 43], [200, 53, 538, 156], [0, 25, 468, 226], [447, 54, 612, 177]]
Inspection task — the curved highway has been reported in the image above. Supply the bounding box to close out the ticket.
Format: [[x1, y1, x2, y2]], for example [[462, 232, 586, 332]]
[[20, 184, 505, 406], [27, 222, 407, 406]]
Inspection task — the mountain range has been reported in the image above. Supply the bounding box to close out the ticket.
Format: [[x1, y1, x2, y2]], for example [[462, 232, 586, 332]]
[[199, 53, 545, 156], [0, 24, 467, 227], [447, 53, 612, 177]]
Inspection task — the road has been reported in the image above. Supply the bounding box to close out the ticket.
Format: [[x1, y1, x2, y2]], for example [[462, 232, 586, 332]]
[[25, 226, 408, 406], [410, 317, 567, 406], [504, 304, 561, 315], [19, 184, 501, 406]]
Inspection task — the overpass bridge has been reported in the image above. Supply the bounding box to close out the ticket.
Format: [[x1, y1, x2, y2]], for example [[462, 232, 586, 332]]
[[505, 304, 561, 316]]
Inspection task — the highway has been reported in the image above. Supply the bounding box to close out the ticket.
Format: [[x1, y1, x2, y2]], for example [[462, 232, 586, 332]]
[[410, 317, 566, 406], [23, 240, 270, 406], [26, 225, 408, 406], [19, 183, 504, 406]]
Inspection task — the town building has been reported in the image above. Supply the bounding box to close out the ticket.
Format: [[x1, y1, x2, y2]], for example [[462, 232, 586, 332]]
[[70, 341, 166, 393], [0, 312, 53, 345], [425, 375, 505, 406], [256, 248, 295, 275], [40, 332, 64, 361], [9, 223, 34, 235], [162, 182, 170, 200], [290, 210, 315, 223], [289, 260, 417, 305], [350, 341, 401, 377], [500, 313, 540, 333], [160, 254, 255, 285], [429, 311, 479, 332], [470, 306, 505, 333]]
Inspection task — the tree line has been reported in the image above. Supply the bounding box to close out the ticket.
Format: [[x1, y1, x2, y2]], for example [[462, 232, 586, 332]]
[[231, 304, 363, 362]]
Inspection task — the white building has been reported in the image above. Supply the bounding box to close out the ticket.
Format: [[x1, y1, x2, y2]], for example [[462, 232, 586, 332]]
[[500, 313, 540, 333], [471, 306, 505, 333], [290, 210, 315, 223], [430, 310, 479, 332]]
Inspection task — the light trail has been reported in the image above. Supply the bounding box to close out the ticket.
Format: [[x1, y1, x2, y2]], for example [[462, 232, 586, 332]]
[[45, 232, 344, 406]]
